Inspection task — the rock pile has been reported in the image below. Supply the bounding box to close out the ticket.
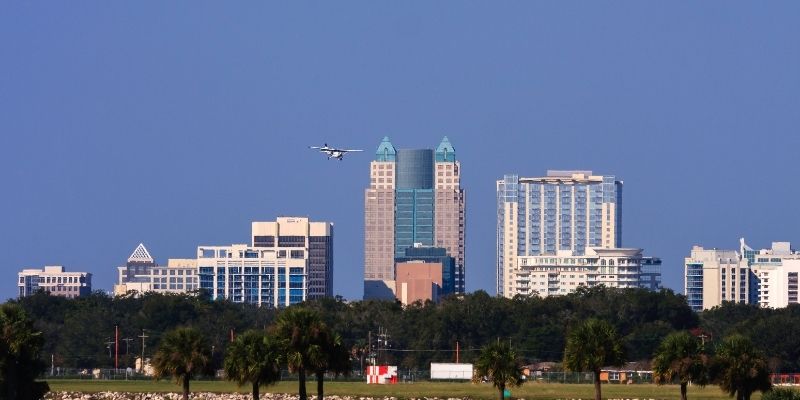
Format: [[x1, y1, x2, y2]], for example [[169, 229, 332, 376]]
[[45, 393, 407, 400]]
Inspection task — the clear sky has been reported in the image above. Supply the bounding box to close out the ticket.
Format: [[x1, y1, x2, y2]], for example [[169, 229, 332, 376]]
[[2, 2, 799, 302]]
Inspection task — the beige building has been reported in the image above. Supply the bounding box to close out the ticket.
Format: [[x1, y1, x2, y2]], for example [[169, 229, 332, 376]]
[[114, 258, 198, 296], [18, 266, 91, 298], [745, 240, 800, 308], [684, 246, 751, 311], [497, 171, 622, 298], [364, 137, 465, 299], [515, 248, 660, 297], [395, 261, 443, 305], [114, 244, 198, 296], [198, 217, 334, 307]]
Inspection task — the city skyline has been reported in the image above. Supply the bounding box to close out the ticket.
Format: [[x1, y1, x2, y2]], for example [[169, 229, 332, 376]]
[[3, 2, 800, 302]]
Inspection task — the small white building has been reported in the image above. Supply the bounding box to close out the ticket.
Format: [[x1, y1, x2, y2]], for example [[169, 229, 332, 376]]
[[18, 266, 92, 298]]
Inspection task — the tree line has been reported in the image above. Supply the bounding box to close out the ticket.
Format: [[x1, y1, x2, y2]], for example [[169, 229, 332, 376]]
[[8, 286, 800, 372], [4, 286, 800, 400]]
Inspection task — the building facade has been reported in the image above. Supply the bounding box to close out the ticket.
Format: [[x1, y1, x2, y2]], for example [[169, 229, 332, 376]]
[[198, 217, 333, 307], [395, 261, 443, 305], [684, 246, 751, 312], [18, 266, 92, 298], [114, 244, 198, 295], [364, 137, 465, 299], [394, 245, 456, 297], [745, 240, 800, 308], [684, 239, 800, 311], [514, 248, 660, 297], [497, 171, 623, 297]]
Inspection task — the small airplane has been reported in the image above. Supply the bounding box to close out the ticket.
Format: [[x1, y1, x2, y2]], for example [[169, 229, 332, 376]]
[[309, 143, 364, 160]]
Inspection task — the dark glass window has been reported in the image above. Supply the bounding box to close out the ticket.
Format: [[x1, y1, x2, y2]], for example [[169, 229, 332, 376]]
[[254, 236, 275, 247], [278, 236, 306, 247]]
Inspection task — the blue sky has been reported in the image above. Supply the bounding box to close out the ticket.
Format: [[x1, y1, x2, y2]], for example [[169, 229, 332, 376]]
[[2, 2, 799, 301]]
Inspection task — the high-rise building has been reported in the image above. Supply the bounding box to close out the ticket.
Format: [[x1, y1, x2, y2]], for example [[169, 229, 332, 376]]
[[198, 217, 333, 307], [684, 238, 800, 311], [18, 266, 92, 298], [684, 246, 751, 312], [747, 240, 800, 308], [497, 171, 622, 297], [364, 137, 465, 299], [114, 243, 199, 295]]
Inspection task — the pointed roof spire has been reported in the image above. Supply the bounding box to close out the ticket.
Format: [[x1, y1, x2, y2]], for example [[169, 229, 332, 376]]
[[375, 136, 396, 162], [128, 243, 154, 263], [435, 136, 456, 162]]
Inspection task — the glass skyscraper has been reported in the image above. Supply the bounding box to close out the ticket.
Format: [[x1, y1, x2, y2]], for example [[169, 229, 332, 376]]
[[496, 171, 622, 297], [364, 137, 465, 299]]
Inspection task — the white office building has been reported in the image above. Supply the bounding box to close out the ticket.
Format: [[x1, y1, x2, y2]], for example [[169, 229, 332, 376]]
[[746, 240, 800, 308], [114, 243, 198, 296], [18, 266, 92, 298], [198, 217, 333, 307]]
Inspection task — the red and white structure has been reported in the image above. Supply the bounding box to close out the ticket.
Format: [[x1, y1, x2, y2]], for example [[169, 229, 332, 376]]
[[366, 365, 398, 384]]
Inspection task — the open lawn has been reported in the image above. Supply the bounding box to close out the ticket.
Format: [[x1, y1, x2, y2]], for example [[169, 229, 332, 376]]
[[46, 379, 763, 400]]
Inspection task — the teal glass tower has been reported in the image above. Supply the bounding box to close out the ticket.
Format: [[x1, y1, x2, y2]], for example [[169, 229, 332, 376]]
[[364, 137, 465, 299]]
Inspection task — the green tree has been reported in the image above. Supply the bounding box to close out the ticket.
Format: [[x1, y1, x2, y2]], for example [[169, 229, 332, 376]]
[[563, 318, 625, 400], [275, 307, 327, 400], [0, 304, 50, 400], [652, 331, 709, 400], [310, 332, 351, 400], [224, 330, 282, 400], [762, 388, 800, 400], [473, 340, 524, 400], [712, 334, 772, 400], [152, 327, 212, 400]]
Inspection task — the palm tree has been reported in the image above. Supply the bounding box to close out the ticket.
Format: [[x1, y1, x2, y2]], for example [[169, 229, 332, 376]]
[[310, 332, 351, 400], [0, 303, 49, 400], [712, 334, 771, 400], [152, 327, 212, 400], [563, 318, 625, 400], [652, 331, 709, 400], [224, 330, 282, 400], [275, 307, 327, 400], [473, 340, 524, 400]]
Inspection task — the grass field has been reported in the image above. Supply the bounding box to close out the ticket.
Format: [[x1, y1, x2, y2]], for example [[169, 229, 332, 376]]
[[46, 379, 766, 400]]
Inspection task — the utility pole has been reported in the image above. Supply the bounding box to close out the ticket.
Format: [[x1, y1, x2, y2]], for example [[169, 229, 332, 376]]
[[376, 326, 390, 366], [105, 338, 114, 360], [115, 325, 119, 370], [368, 331, 374, 367], [138, 329, 149, 373], [51, 354, 54, 376], [122, 338, 133, 368], [456, 341, 460, 364]]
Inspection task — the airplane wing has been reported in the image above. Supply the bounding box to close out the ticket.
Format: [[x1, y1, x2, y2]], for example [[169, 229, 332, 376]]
[[343, 149, 364, 152], [309, 146, 323, 149]]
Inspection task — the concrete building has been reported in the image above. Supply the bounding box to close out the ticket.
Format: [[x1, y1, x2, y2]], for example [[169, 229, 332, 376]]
[[745, 240, 800, 308], [684, 246, 751, 312], [198, 217, 333, 307], [114, 244, 198, 296], [514, 248, 661, 297], [684, 239, 800, 311], [18, 266, 91, 298], [394, 245, 456, 297], [364, 137, 465, 299], [497, 171, 623, 297], [395, 261, 443, 305]]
